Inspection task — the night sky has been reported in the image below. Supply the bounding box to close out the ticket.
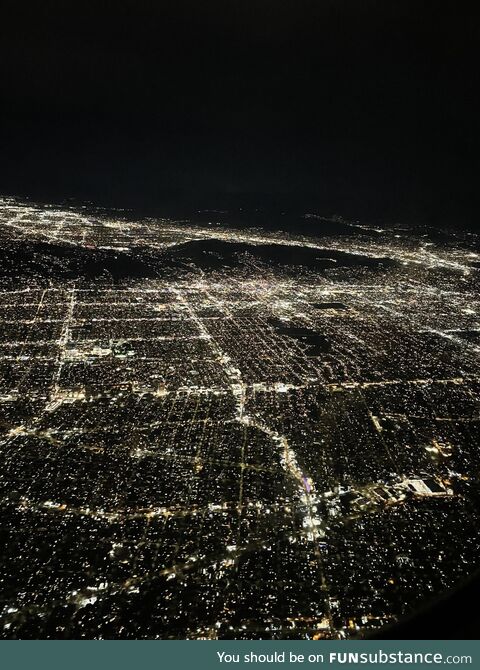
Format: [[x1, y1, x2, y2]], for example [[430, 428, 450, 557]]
[[0, 1, 478, 227]]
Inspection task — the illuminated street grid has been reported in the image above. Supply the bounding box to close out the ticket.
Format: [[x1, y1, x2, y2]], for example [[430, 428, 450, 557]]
[[0, 197, 479, 638]]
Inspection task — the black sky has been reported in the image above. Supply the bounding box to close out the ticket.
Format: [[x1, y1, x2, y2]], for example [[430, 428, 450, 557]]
[[0, 1, 478, 226]]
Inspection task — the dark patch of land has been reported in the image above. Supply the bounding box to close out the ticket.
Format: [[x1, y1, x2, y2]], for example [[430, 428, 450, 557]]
[[0, 238, 398, 281]]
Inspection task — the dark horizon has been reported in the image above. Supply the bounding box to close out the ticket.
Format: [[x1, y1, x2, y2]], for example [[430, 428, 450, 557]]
[[0, 1, 478, 228]]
